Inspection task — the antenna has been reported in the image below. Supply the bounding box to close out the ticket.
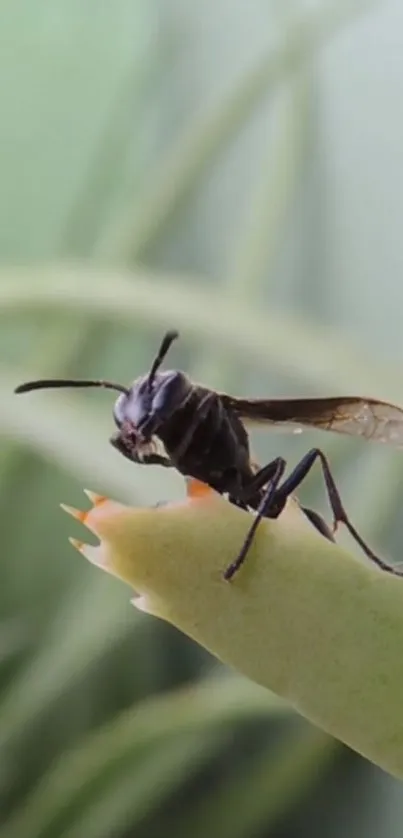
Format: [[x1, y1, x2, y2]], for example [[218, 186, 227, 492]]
[[14, 379, 129, 396], [147, 330, 179, 391], [15, 330, 180, 397]]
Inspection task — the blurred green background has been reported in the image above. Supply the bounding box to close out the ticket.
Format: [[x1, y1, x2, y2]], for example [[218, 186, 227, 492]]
[[2, 1, 403, 836]]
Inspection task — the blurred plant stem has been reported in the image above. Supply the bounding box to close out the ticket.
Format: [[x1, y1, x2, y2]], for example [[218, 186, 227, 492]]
[[3, 266, 401, 396], [96, 0, 373, 264], [174, 727, 339, 838], [0, 319, 91, 493], [4, 675, 288, 838], [59, 48, 166, 258], [193, 70, 311, 387], [224, 75, 310, 299]]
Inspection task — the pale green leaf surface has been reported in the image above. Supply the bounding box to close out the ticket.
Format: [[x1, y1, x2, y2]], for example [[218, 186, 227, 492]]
[[66, 487, 403, 779]]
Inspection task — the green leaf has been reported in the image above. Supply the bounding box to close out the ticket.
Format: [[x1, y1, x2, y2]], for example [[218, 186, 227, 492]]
[[61, 486, 403, 779]]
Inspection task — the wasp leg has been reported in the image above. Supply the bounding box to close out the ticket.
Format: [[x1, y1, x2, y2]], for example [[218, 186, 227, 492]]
[[223, 457, 286, 581], [300, 506, 335, 542], [232, 456, 336, 541], [136, 453, 173, 467], [110, 434, 173, 468], [227, 456, 289, 511], [269, 447, 400, 576], [234, 458, 288, 506]]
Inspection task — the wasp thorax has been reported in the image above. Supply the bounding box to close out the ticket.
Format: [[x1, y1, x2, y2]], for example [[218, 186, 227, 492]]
[[113, 370, 191, 439]]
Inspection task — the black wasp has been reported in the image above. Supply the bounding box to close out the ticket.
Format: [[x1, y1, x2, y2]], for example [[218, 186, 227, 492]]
[[15, 330, 403, 580]]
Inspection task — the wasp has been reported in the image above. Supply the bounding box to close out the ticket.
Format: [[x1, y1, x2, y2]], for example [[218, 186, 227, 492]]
[[15, 330, 403, 580]]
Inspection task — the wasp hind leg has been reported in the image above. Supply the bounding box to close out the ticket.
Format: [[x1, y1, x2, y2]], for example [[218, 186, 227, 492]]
[[300, 506, 335, 543], [267, 447, 401, 577], [225, 447, 400, 581]]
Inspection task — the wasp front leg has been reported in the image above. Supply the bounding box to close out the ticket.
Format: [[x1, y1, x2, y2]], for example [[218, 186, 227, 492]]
[[110, 432, 173, 468], [224, 457, 287, 581]]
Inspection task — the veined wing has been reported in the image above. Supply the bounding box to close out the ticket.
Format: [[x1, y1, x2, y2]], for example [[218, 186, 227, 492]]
[[222, 395, 403, 448]]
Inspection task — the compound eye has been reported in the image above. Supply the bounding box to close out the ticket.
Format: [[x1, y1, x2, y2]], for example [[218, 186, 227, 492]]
[[113, 393, 127, 428]]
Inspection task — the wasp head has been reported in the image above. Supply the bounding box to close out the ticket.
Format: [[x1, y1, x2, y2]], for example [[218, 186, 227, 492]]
[[14, 329, 188, 466], [112, 369, 191, 442]]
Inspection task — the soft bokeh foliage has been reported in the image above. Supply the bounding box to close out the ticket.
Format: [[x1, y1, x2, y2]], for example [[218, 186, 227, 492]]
[[1, 1, 403, 837]]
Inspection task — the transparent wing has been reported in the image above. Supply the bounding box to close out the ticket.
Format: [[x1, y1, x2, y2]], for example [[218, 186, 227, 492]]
[[222, 395, 403, 448]]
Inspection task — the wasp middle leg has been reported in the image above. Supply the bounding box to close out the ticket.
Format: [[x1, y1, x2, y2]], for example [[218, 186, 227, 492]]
[[225, 447, 398, 581]]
